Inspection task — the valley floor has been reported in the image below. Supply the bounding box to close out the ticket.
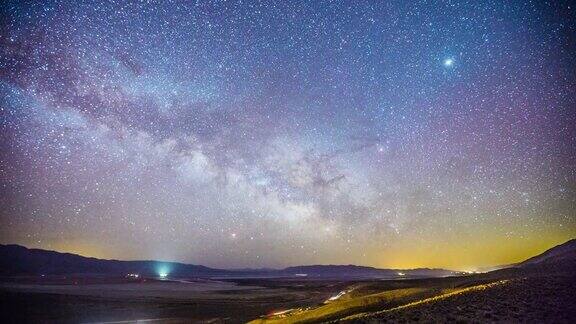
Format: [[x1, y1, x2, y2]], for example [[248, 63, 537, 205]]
[[1, 268, 575, 323]]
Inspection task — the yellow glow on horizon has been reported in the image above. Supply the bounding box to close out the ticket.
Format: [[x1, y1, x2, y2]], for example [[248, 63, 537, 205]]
[[15, 228, 575, 271], [372, 229, 575, 271], [31, 240, 109, 260]]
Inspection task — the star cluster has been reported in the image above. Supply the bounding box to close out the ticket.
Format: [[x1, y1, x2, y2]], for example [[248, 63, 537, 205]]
[[1, 0, 575, 270]]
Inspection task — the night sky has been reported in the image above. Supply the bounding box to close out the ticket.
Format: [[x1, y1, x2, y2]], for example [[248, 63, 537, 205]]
[[1, 0, 575, 271]]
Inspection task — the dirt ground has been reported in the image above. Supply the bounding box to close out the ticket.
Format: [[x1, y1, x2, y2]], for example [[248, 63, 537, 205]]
[[343, 273, 576, 323], [1, 267, 575, 323]]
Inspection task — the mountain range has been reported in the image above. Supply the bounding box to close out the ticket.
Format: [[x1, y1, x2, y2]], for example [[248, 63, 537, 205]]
[[1, 239, 574, 279], [0, 244, 457, 279]]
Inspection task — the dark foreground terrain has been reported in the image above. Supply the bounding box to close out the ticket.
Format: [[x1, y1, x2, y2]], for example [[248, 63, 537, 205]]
[[250, 267, 576, 323], [0, 277, 346, 323], [1, 239, 575, 323], [1, 267, 574, 323], [344, 273, 575, 323]]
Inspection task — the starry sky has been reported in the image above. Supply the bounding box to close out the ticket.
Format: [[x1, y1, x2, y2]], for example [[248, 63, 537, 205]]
[[1, 0, 575, 271]]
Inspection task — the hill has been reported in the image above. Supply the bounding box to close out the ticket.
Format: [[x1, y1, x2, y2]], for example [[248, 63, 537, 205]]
[[281, 265, 457, 279], [517, 239, 576, 267], [0, 244, 229, 277], [0, 244, 457, 279]]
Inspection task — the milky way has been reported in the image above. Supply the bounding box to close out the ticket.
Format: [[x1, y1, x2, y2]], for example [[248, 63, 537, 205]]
[[1, 0, 575, 270]]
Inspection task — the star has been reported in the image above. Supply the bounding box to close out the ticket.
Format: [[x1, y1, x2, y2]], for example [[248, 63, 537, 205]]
[[1, 0, 573, 270]]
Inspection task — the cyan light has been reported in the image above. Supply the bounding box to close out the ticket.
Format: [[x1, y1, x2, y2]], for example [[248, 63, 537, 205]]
[[156, 264, 171, 279]]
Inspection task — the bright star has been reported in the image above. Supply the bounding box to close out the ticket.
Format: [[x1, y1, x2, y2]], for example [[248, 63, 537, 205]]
[[443, 58, 454, 67]]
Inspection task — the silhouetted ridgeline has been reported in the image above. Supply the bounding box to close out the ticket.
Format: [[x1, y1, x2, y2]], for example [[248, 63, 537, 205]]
[[0, 244, 458, 278], [281, 265, 457, 278], [517, 239, 576, 267], [0, 244, 228, 277], [3, 240, 573, 279]]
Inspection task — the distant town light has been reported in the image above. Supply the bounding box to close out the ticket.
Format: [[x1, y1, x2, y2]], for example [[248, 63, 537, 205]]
[[156, 264, 171, 279]]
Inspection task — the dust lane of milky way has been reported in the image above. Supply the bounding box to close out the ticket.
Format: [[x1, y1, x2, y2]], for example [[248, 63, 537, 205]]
[[0, 0, 575, 270]]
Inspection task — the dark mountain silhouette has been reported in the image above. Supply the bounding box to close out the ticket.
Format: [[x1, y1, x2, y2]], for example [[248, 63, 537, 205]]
[[281, 265, 457, 278], [517, 239, 576, 268], [0, 244, 457, 278], [0, 244, 229, 277], [6, 240, 575, 279]]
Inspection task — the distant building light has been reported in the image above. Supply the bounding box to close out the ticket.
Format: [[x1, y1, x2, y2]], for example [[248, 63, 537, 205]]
[[397, 272, 406, 276]]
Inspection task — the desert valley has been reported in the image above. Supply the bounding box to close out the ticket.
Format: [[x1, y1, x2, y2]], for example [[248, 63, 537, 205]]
[[1, 239, 575, 323]]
